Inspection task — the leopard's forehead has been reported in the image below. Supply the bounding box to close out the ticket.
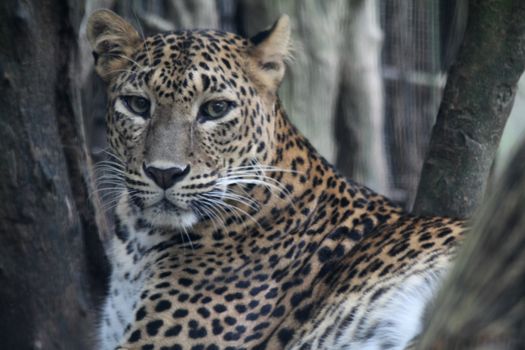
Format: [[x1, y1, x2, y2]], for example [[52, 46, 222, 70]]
[[145, 29, 249, 65], [115, 30, 252, 99]]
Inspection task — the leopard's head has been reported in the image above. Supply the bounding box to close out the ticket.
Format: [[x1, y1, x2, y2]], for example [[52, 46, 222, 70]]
[[87, 10, 291, 228]]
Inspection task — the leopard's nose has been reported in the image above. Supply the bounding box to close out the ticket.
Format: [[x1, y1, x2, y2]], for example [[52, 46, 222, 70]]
[[143, 163, 190, 189]]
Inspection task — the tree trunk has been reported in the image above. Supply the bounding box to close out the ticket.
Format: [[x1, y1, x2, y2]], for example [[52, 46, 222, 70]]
[[417, 136, 525, 349], [335, 0, 389, 196], [166, 0, 219, 29], [413, 0, 525, 218], [0, 1, 107, 349]]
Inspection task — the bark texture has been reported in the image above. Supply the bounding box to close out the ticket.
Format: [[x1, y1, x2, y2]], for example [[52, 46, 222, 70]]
[[0, 1, 106, 348], [417, 136, 525, 349], [413, 0, 525, 218]]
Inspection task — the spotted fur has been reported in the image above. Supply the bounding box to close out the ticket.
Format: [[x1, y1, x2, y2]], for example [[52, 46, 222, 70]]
[[87, 10, 466, 350]]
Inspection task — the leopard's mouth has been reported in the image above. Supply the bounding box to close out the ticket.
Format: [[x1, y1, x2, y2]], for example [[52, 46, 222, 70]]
[[140, 199, 198, 229], [134, 189, 191, 212], [126, 189, 199, 229], [127, 182, 235, 229], [152, 198, 181, 212]]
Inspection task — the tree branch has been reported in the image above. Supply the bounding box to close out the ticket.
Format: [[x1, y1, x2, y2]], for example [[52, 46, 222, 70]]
[[417, 136, 525, 349]]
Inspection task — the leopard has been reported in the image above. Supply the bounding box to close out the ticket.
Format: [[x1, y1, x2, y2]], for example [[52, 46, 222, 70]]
[[87, 9, 466, 350]]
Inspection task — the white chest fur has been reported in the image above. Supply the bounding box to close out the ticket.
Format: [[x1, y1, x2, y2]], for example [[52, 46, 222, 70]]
[[340, 271, 442, 350], [98, 237, 152, 350], [288, 266, 448, 350]]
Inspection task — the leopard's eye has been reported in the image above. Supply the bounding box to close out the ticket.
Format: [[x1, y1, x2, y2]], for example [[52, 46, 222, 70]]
[[121, 96, 151, 117], [199, 100, 234, 121]]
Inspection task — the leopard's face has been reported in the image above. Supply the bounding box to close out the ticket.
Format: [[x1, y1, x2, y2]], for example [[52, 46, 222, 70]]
[[89, 12, 291, 229]]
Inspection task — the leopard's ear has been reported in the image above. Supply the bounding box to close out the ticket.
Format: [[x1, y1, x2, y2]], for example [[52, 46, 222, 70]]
[[87, 9, 141, 81], [248, 15, 291, 95]]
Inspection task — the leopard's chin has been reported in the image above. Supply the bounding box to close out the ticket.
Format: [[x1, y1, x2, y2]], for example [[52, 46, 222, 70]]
[[142, 200, 198, 229]]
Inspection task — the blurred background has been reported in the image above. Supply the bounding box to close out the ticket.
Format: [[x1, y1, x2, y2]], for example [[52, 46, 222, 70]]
[[80, 0, 525, 210]]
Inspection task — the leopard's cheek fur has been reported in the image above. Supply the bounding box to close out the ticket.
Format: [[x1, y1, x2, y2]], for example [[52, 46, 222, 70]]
[[202, 103, 274, 169]]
